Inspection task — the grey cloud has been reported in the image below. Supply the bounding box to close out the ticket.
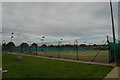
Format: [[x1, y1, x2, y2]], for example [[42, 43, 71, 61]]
[[2, 2, 118, 45]]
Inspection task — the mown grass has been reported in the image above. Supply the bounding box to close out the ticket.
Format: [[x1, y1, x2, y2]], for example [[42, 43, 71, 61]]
[[2, 52, 113, 79]]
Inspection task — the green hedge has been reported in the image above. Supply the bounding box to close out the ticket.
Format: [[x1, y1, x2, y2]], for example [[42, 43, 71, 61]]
[[108, 42, 120, 62]]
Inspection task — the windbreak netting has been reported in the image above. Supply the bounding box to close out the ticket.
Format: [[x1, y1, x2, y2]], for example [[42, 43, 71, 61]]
[[11, 37, 110, 63], [107, 36, 120, 62]]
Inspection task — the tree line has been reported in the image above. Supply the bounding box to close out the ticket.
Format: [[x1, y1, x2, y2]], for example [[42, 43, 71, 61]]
[[2, 42, 38, 52], [2, 41, 108, 52]]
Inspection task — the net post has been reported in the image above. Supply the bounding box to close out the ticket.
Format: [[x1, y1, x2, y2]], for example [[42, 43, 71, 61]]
[[107, 36, 111, 63], [109, 0, 117, 66]]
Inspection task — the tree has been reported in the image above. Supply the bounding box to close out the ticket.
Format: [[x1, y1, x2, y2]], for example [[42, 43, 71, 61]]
[[31, 43, 38, 48], [48, 45, 54, 48], [2, 43, 7, 51], [80, 44, 86, 46], [31, 43, 38, 53], [41, 44, 47, 47], [20, 43, 29, 53], [20, 43, 29, 48], [6, 42, 16, 52], [93, 44, 97, 46]]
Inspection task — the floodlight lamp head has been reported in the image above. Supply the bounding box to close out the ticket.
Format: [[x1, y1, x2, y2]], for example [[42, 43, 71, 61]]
[[42, 36, 45, 38]]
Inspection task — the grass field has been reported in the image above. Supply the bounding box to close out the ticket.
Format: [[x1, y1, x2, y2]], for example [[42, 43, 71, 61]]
[[38, 50, 109, 63], [2, 52, 113, 79]]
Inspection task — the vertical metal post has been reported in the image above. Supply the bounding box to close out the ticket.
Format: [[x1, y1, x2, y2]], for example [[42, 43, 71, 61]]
[[2, 40, 5, 51], [11, 36, 12, 42], [58, 39, 63, 58], [58, 41, 60, 58], [107, 36, 111, 63], [30, 44, 31, 54], [41, 36, 45, 56], [2, 40, 5, 44], [45, 42, 47, 56], [11, 33, 14, 52], [76, 39, 79, 60], [109, 0, 117, 65], [36, 45, 37, 55]]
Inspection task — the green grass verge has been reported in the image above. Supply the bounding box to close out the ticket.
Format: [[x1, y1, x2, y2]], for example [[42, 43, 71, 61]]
[[2, 52, 113, 79]]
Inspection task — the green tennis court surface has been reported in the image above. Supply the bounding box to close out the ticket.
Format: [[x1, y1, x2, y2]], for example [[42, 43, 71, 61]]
[[37, 50, 109, 63], [2, 52, 113, 79]]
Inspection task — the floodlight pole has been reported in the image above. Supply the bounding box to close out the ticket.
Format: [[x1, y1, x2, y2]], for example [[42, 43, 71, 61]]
[[45, 42, 47, 56], [2, 40, 5, 44], [109, 0, 117, 65], [10, 33, 14, 52], [41, 36, 45, 44], [11, 33, 14, 42], [106, 36, 109, 43], [29, 41, 31, 54], [76, 39, 79, 60], [107, 36, 111, 63], [41, 36, 45, 56], [58, 41, 60, 58], [2, 40, 5, 51], [58, 38, 63, 58]]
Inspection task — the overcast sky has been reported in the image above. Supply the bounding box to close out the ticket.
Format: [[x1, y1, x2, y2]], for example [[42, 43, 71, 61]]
[[2, 2, 118, 45], [118, 2, 120, 40]]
